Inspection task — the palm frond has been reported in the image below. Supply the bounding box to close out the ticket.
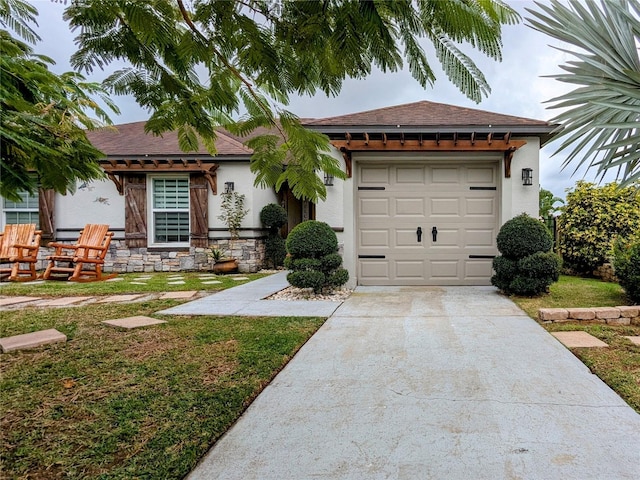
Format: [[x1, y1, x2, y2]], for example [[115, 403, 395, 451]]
[[526, 0, 640, 187]]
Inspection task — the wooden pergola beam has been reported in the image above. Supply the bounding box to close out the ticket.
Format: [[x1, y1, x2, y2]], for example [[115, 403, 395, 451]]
[[331, 138, 526, 152]]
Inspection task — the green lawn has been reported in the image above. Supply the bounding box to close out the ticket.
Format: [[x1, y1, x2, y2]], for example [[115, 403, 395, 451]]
[[512, 275, 640, 413], [0, 275, 325, 479], [0, 271, 267, 297]]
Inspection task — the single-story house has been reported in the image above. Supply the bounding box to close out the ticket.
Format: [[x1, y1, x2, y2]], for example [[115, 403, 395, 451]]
[[0, 101, 555, 286]]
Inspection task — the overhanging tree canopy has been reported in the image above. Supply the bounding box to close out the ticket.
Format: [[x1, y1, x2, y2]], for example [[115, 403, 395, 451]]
[[0, 0, 118, 201], [64, 0, 519, 201]]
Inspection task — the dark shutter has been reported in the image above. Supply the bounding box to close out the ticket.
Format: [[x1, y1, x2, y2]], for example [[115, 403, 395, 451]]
[[38, 188, 55, 245], [189, 173, 209, 247], [124, 174, 147, 247]]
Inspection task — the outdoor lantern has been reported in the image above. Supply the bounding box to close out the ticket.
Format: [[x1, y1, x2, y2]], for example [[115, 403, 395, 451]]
[[324, 172, 334, 186], [224, 182, 234, 193], [522, 168, 533, 186]]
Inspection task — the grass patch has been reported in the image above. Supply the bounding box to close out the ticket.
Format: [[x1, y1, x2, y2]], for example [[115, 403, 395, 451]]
[[0, 301, 325, 479], [511, 275, 639, 414], [0, 272, 267, 297], [512, 275, 629, 319]]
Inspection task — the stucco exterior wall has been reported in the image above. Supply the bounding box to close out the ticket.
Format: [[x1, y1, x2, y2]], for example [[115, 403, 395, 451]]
[[56, 179, 125, 232], [500, 136, 540, 223]]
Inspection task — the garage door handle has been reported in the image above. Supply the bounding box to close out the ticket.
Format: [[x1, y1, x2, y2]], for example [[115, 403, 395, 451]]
[[432, 226, 438, 242], [416, 227, 422, 242]]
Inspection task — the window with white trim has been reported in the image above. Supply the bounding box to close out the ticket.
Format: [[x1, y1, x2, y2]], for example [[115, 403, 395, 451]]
[[150, 177, 190, 245], [3, 190, 39, 227]]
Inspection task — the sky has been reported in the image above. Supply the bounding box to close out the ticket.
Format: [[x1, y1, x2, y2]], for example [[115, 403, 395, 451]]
[[25, 0, 621, 201]]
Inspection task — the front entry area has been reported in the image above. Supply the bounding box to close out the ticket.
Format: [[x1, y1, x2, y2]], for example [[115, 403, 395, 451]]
[[357, 161, 499, 285]]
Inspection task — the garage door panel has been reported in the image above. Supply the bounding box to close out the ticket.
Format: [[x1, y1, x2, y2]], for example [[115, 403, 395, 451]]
[[360, 229, 390, 247], [464, 229, 495, 248], [431, 167, 460, 184], [431, 198, 460, 216], [395, 260, 425, 279], [395, 197, 425, 216], [464, 259, 494, 280], [429, 259, 459, 279], [360, 198, 390, 216], [396, 167, 425, 184], [467, 167, 495, 184], [360, 260, 389, 281], [358, 163, 498, 286], [466, 197, 495, 216], [395, 229, 423, 247], [360, 166, 389, 184], [430, 228, 459, 247]]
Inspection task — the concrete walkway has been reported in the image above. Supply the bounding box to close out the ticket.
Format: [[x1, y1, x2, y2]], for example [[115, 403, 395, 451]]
[[157, 272, 341, 317], [187, 285, 640, 480]]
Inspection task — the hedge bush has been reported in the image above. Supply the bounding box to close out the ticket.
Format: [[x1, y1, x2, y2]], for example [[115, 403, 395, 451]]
[[260, 203, 287, 268], [613, 236, 640, 303], [558, 181, 640, 274], [285, 220, 348, 293], [491, 214, 561, 296]]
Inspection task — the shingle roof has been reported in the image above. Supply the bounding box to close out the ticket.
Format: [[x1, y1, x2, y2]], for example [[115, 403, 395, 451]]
[[305, 100, 550, 128], [86, 121, 252, 157]]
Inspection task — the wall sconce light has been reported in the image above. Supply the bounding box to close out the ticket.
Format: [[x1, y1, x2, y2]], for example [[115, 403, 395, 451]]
[[522, 168, 533, 186], [224, 182, 234, 193], [324, 173, 334, 186]]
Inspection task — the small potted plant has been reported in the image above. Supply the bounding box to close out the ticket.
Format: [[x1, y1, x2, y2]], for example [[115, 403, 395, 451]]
[[214, 191, 249, 273], [209, 246, 237, 273]]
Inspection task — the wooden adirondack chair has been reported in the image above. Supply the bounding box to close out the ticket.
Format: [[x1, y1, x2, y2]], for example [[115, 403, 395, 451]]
[[0, 224, 42, 282], [42, 224, 116, 282]]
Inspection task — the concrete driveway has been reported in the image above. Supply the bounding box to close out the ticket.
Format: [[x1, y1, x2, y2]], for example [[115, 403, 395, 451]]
[[187, 286, 640, 479]]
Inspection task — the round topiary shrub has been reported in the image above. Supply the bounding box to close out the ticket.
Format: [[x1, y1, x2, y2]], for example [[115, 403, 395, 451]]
[[285, 220, 348, 293], [491, 214, 561, 296], [260, 203, 288, 268], [260, 203, 287, 230], [286, 221, 338, 258], [496, 213, 553, 259]]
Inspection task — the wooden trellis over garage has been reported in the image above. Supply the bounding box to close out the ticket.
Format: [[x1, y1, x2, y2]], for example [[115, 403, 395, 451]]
[[329, 131, 526, 179]]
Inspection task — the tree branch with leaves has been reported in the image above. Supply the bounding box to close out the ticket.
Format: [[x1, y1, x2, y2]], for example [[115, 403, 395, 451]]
[[63, 0, 518, 202]]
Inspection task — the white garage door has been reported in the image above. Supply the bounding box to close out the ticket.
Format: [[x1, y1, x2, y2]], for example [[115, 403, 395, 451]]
[[357, 162, 498, 285]]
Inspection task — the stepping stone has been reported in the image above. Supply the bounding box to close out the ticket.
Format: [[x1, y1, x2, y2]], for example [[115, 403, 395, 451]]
[[168, 276, 184, 280], [201, 280, 222, 285], [0, 296, 41, 307], [135, 276, 152, 280], [129, 282, 148, 285], [97, 294, 145, 304], [160, 291, 197, 300], [168, 281, 185, 285], [231, 276, 249, 281], [106, 277, 124, 282], [102, 316, 167, 329], [551, 331, 608, 348], [37, 296, 93, 307], [624, 336, 640, 346], [1, 328, 67, 353], [23, 280, 45, 285]]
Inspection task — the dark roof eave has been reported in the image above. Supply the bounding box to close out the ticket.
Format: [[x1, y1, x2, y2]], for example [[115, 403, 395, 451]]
[[97, 154, 252, 162], [304, 124, 557, 135]]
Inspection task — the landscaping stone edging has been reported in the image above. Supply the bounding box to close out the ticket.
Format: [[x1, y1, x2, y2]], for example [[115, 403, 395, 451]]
[[538, 306, 640, 325]]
